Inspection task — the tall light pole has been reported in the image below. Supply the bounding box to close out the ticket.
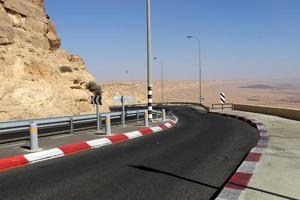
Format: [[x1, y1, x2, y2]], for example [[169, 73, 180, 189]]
[[187, 35, 203, 103], [147, 0, 153, 122], [125, 70, 134, 97], [154, 57, 164, 104]]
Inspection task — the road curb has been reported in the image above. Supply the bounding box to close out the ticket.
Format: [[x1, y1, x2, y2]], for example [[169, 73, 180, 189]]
[[213, 112, 270, 200], [0, 119, 178, 173]]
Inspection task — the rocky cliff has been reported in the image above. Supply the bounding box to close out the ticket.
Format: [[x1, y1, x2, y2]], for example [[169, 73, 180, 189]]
[[0, 0, 109, 121]]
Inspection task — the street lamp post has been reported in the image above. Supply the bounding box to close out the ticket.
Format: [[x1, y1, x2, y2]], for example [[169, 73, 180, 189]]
[[187, 35, 203, 103], [146, 0, 153, 122], [154, 57, 164, 104]]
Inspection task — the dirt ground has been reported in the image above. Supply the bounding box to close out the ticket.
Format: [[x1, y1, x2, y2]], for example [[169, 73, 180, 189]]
[[102, 79, 300, 109]]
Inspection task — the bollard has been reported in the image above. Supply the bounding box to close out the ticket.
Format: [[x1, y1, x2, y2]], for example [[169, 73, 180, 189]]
[[144, 110, 149, 127], [162, 109, 166, 121], [105, 115, 111, 135], [70, 117, 74, 134], [30, 121, 39, 151]]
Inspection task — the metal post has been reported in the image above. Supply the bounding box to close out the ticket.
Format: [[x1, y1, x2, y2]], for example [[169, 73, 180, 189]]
[[187, 35, 202, 103], [144, 110, 149, 127], [96, 104, 100, 133], [147, 0, 153, 123], [198, 39, 202, 103], [70, 117, 74, 134], [105, 115, 111, 135], [121, 96, 126, 127], [161, 59, 164, 104], [162, 109, 166, 121], [137, 110, 140, 123], [30, 121, 38, 151]]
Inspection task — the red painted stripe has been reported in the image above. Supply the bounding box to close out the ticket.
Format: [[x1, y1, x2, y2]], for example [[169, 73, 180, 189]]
[[138, 128, 153, 135], [159, 124, 168, 129], [107, 134, 129, 143], [225, 172, 252, 190], [59, 142, 91, 155], [0, 155, 29, 172], [245, 152, 262, 162], [260, 136, 269, 140], [170, 121, 176, 126]]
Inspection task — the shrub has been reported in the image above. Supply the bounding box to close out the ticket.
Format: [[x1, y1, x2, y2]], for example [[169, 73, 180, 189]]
[[59, 66, 73, 73], [86, 81, 102, 96]]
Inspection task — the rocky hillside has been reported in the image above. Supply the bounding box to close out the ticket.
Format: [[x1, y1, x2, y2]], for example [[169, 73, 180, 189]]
[[0, 0, 109, 121]]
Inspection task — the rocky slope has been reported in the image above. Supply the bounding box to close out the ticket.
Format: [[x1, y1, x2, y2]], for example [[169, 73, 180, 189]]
[[0, 0, 109, 121]]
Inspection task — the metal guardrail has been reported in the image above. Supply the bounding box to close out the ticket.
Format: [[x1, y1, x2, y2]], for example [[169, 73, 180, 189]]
[[211, 103, 234, 110], [0, 109, 161, 144], [123, 102, 211, 112]]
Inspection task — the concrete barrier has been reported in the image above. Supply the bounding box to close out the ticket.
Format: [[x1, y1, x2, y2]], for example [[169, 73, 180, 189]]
[[234, 104, 300, 121]]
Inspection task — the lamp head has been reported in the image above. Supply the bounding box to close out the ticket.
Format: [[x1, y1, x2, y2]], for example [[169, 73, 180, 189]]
[[153, 57, 158, 60], [186, 36, 193, 40]]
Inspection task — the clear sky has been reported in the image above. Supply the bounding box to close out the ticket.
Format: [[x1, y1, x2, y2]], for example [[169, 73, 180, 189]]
[[45, 0, 300, 81]]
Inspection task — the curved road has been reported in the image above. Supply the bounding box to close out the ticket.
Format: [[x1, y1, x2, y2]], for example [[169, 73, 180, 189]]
[[0, 107, 259, 200]]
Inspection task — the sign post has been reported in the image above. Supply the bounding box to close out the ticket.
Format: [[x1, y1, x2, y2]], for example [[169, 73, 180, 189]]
[[91, 96, 102, 133], [113, 96, 133, 127]]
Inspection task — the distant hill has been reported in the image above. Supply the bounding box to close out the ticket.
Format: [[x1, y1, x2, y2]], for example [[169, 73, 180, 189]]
[[239, 84, 275, 89]]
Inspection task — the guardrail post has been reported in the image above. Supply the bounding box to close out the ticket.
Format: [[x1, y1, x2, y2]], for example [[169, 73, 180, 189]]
[[162, 109, 166, 121], [70, 117, 74, 134], [105, 115, 111, 135], [122, 104, 126, 127], [144, 110, 149, 127], [30, 121, 38, 151], [137, 110, 140, 123]]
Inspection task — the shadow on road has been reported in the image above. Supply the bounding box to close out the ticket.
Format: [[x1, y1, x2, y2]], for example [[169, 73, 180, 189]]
[[128, 164, 218, 190], [129, 165, 298, 200]]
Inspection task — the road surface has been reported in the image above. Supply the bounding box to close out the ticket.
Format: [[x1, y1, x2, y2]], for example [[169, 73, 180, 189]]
[[0, 107, 259, 200]]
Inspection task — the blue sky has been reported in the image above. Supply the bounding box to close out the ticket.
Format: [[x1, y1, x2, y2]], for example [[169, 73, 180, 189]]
[[45, 0, 300, 81]]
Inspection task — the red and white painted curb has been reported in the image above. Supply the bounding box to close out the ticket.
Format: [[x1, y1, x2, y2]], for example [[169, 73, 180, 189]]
[[214, 113, 269, 200], [0, 120, 177, 173]]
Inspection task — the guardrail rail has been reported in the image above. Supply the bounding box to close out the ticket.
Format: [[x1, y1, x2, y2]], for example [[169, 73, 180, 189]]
[[0, 109, 161, 144]]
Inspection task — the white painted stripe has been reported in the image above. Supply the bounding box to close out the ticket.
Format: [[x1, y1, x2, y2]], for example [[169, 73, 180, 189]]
[[86, 138, 112, 148], [149, 114, 153, 118], [237, 161, 257, 174], [24, 148, 64, 163], [260, 131, 268, 137], [251, 147, 265, 154], [216, 188, 242, 200], [148, 90, 152, 95], [164, 122, 172, 128], [124, 131, 143, 139], [150, 126, 163, 132], [258, 139, 269, 146], [256, 124, 266, 130], [148, 106, 153, 110], [149, 99, 153, 103]]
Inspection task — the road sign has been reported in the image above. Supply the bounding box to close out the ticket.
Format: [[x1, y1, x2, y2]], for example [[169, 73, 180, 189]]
[[113, 96, 134, 104], [91, 96, 102, 105], [220, 93, 226, 104]]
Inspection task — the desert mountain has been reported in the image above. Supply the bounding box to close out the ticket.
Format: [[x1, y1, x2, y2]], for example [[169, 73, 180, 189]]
[[0, 0, 110, 121]]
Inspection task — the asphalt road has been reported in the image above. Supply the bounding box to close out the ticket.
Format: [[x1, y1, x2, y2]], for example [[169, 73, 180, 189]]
[[0, 107, 259, 200]]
